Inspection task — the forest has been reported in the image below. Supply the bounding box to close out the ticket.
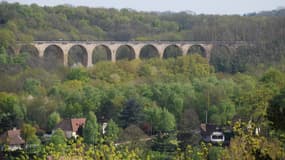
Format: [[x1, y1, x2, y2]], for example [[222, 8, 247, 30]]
[[0, 2, 285, 159]]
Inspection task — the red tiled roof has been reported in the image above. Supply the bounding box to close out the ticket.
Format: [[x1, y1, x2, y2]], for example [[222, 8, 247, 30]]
[[0, 129, 25, 145], [56, 118, 86, 132], [71, 118, 86, 132]]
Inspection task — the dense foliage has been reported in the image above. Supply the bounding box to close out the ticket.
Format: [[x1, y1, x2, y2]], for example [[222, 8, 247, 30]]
[[0, 2, 285, 159], [0, 54, 284, 159]]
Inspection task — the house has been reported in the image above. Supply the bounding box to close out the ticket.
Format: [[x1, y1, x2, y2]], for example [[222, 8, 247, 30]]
[[54, 118, 86, 138], [0, 128, 25, 151], [200, 123, 232, 145]]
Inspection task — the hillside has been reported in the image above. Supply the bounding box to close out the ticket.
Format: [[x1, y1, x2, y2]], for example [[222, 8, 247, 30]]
[[0, 2, 284, 42], [0, 2, 285, 159]]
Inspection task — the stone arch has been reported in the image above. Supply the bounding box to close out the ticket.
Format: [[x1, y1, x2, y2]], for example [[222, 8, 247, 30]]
[[92, 45, 112, 64], [68, 45, 88, 67], [187, 45, 207, 58], [116, 44, 136, 61], [43, 44, 64, 67], [210, 44, 233, 72], [139, 44, 160, 59], [19, 44, 41, 67], [232, 45, 254, 73], [163, 44, 183, 59], [213, 44, 232, 54], [19, 44, 39, 57]]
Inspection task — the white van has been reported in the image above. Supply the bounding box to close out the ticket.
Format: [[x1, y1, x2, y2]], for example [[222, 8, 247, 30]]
[[210, 131, 225, 143]]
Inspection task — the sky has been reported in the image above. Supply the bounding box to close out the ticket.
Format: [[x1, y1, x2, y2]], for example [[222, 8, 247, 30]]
[[4, 0, 285, 15]]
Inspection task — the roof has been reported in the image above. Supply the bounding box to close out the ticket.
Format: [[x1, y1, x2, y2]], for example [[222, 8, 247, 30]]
[[71, 118, 86, 132], [56, 118, 86, 132], [0, 128, 25, 145]]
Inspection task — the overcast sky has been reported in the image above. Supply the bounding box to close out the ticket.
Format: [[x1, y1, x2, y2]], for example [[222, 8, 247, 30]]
[[4, 0, 285, 15]]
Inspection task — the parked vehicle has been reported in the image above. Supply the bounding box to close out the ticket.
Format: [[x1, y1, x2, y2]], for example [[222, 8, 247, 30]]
[[210, 131, 225, 143]]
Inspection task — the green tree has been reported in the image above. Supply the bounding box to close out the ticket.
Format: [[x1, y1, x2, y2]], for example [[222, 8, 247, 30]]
[[144, 106, 162, 133], [50, 128, 66, 146], [105, 119, 120, 142], [47, 112, 61, 131], [209, 100, 236, 125], [83, 111, 100, 144], [66, 67, 89, 82], [49, 128, 67, 153], [23, 78, 41, 96], [81, 86, 102, 115], [210, 46, 233, 73], [237, 86, 274, 125], [144, 107, 176, 133], [24, 97, 57, 129], [222, 121, 285, 160], [0, 29, 15, 48], [260, 68, 285, 91], [119, 99, 143, 128], [267, 88, 285, 131], [21, 123, 41, 146], [0, 92, 25, 132], [150, 83, 192, 119], [159, 108, 176, 132]]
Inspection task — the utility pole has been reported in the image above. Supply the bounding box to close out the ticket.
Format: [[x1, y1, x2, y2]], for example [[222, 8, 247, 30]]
[[206, 90, 210, 124]]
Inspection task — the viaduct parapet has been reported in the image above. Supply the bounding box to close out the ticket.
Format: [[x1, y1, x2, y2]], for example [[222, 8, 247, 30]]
[[14, 41, 250, 67]]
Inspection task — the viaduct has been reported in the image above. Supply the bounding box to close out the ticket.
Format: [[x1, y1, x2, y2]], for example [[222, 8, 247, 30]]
[[14, 41, 250, 67]]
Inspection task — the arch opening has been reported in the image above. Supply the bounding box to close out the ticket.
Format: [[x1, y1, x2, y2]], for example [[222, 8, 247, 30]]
[[209, 45, 232, 73], [19, 44, 40, 67], [19, 44, 39, 57], [139, 44, 159, 59], [187, 45, 206, 57], [43, 45, 64, 69], [92, 45, 112, 64], [163, 45, 182, 59], [116, 45, 135, 61], [232, 46, 255, 73], [68, 45, 88, 67]]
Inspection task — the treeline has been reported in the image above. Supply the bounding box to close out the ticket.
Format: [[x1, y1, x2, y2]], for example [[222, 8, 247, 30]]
[[247, 8, 285, 16], [0, 2, 284, 42]]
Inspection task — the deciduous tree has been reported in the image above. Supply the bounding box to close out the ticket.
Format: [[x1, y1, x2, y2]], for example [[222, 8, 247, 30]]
[[83, 111, 100, 144]]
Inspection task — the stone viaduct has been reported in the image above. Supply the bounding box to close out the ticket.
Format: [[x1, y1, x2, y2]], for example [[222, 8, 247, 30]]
[[14, 41, 249, 67]]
